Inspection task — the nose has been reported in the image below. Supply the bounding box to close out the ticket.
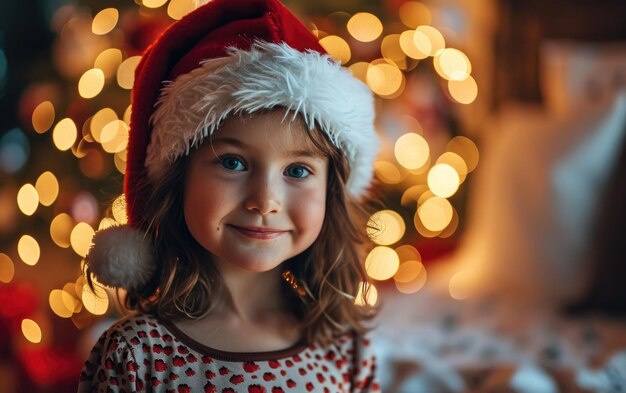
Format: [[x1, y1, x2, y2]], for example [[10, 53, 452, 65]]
[[244, 174, 283, 215]]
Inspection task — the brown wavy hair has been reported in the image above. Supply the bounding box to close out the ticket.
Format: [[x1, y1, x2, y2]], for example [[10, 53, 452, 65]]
[[118, 111, 377, 344]]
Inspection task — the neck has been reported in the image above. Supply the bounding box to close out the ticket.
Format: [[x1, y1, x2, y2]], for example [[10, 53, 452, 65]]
[[212, 260, 287, 322]]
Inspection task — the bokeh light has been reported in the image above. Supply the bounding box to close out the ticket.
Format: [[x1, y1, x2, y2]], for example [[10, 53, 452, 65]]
[[50, 213, 74, 248], [348, 61, 370, 83], [416, 25, 445, 56], [90, 108, 118, 142], [374, 160, 404, 184], [0, 253, 15, 283], [17, 184, 39, 216], [0, 128, 30, 174], [78, 68, 105, 99], [395, 132, 430, 170], [449, 271, 472, 300], [52, 118, 78, 151], [447, 136, 479, 172], [427, 163, 460, 198], [394, 260, 427, 294], [62, 283, 82, 313], [18, 235, 40, 266], [319, 35, 351, 64], [92, 8, 119, 35], [367, 210, 406, 246], [434, 48, 471, 81], [167, 0, 198, 20], [399, 2, 432, 28], [117, 56, 142, 89], [366, 61, 404, 97], [31, 101, 56, 134], [49, 289, 74, 318], [365, 246, 400, 281], [399, 30, 430, 60], [21, 319, 42, 344], [437, 152, 468, 183], [417, 196, 453, 232], [94, 48, 123, 80], [143, 0, 168, 8], [112, 194, 128, 224], [395, 244, 422, 262], [347, 12, 383, 42], [82, 283, 109, 315], [70, 222, 95, 258], [401, 184, 428, 206], [100, 120, 129, 153], [35, 171, 59, 206], [448, 75, 478, 104], [355, 283, 378, 306]]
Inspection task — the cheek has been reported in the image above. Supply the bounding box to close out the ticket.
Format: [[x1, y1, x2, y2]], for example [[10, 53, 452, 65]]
[[291, 186, 327, 236]]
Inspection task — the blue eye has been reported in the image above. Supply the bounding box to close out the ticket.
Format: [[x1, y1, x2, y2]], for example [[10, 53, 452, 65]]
[[220, 156, 246, 171], [285, 165, 311, 179]]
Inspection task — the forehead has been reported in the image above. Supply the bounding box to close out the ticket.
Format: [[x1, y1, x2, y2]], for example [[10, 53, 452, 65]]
[[208, 110, 322, 154]]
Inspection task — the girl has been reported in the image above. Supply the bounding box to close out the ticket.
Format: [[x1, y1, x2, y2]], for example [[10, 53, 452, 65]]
[[78, 0, 380, 391]]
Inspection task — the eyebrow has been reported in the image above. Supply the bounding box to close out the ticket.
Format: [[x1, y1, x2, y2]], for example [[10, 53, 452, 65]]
[[210, 137, 325, 159]]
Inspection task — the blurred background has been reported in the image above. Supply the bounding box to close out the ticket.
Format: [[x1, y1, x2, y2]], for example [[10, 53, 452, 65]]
[[1, 0, 625, 391]]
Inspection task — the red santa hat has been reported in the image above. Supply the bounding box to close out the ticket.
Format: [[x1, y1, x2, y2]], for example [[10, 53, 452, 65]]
[[87, 0, 379, 290]]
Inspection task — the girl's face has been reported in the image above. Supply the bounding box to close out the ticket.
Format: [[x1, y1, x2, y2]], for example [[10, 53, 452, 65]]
[[183, 111, 328, 274]]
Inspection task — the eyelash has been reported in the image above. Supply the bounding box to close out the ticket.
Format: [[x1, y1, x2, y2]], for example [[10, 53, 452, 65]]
[[217, 155, 313, 179]]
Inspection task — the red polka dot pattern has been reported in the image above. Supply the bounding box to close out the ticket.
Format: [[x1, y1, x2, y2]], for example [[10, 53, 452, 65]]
[[78, 314, 379, 392]]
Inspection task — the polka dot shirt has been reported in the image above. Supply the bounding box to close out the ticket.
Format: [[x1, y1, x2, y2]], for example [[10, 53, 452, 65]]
[[78, 314, 379, 392]]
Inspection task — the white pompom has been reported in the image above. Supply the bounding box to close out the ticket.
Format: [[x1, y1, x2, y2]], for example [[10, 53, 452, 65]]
[[86, 225, 155, 291]]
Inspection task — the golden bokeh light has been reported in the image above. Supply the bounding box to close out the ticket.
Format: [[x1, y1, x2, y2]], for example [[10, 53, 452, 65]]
[[366, 61, 405, 97], [449, 271, 472, 300], [99, 217, 118, 230], [52, 118, 78, 151], [123, 105, 132, 125], [117, 56, 142, 89], [18, 235, 40, 266], [90, 108, 118, 142], [365, 246, 400, 281], [427, 163, 460, 198], [400, 184, 428, 206], [75, 275, 86, 300], [399, 30, 430, 60], [447, 136, 479, 172], [70, 222, 95, 258], [35, 171, 59, 206], [395, 132, 430, 170], [438, 207, 459, 238], [348, 62, 370, 83], [49, 289, 74, 318], [17, 184, 39, 216], [347, 12, 383, 42], [417, 196, 453, 232], [418, 189, 435, 206], [394, 261, 427, 294], [355, 283, 378, 306], [62, 282, 82, 313], [114, 150, 127, 174], [112, 194, 128, 224], [92, 8, 119, 35], [78, 68, 105, 99], [101, 120, 129, 153], [381, 34, 405, 64], [94, 48, 123, 79], [414, 210, 442, 238], [319, 35, 351, 64], [82, 283, 109, 315], [434, 48, 471, 81], [395, 244, 422, 263], [448, 75, 478, 104], [0, 253, 15, 284], [399, 2, 432, 28], [367, 210, 406, 246], [143, 0, 168, 8], [31, 101, 55, 134], [167, 0, 198, 20], [374, 160, 404, 184], [437, 152, 468, 183], [416, 25, 445, 56], [50, 213, 74, 248], [21, 319, 42, 344]]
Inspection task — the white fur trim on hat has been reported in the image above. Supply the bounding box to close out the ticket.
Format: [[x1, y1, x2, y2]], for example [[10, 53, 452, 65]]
[[86, 225, 155, 290], [147, 41, 379, 196]]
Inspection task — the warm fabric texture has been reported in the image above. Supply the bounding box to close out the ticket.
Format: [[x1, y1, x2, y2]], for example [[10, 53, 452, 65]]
[[78, 314, 380, 393]]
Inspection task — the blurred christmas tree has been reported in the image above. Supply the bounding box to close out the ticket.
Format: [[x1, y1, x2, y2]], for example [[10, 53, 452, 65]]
[[0, 0, 479, 390]]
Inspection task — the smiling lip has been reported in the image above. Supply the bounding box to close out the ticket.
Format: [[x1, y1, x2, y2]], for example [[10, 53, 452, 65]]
[[228, 225, 287, 240]]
